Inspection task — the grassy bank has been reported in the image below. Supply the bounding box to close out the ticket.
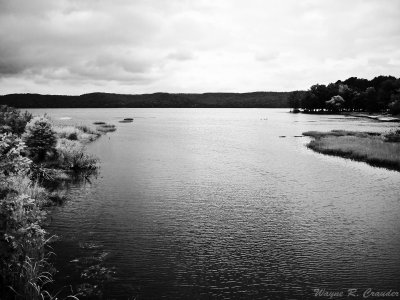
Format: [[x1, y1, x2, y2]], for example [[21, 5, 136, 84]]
[[303, 130, 400, 171], [0, 105, 115, 299]]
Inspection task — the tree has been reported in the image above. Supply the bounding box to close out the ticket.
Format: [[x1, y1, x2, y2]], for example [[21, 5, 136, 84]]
[[288, 91, 306, 111], [365, 87, 378, 112], [0, 105, 32, 135], [325, 95, 345, 112], [389, 94, 400, 115], [23, 116, 57, 162], [301, 91, 318, 112], [310, 84, 330, 111]]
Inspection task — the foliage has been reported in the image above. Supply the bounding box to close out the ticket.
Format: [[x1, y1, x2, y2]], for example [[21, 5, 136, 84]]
[[55, 139, 98, 171], [0, 105, 32, 136], [53, 125, 100, 143], [325, 95, 345, 112], [0, 92, 290, 108], [0, 106, 106, 299], [388, 95, 400, 115], [0, 134, 32, 180], [23, 117, 57, 162], [289, 75, 400, 113], [0, 132, 55, 299]]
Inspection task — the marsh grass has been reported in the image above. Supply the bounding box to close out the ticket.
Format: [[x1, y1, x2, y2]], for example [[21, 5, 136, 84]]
[[304, 130, 400, 171], [96, 123, 116, 133], [53, 125, 101, 143], [55, 139, 99, 171]]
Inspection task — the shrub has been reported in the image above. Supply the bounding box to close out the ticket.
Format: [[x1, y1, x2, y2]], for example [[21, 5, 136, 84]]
[[23, 117, 57, 162], [0, 105, 32, 136], [0, 192, 54, 299], [0, 132, 56, 299], [0, 133, 32, 179], [56, 139, 98, 170], [54, 125, 101, 143]]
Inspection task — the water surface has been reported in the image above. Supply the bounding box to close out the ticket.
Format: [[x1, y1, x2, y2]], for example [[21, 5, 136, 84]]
[[30, 109, 400, 299]]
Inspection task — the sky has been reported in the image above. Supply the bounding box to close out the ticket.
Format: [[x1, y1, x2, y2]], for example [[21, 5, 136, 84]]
[[0, 0, 400, 95]]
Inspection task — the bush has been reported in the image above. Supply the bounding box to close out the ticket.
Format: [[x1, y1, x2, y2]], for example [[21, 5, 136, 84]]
[[23, 117, 57, 162], [0, 133, 32, 179], [0, 105, 32, 136], [54, 125, 101, 143], [0, 132, 55, 299], [56, 139, 98, 170]]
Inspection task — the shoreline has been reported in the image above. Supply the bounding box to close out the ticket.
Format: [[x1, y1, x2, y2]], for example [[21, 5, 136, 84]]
[[344, 112, 400, 122], [0, 105, 117, 299], [291, 110, 400, 122]]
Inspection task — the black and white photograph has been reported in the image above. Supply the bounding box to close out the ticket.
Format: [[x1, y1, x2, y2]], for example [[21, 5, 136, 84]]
[[0, 0, 400, 299]]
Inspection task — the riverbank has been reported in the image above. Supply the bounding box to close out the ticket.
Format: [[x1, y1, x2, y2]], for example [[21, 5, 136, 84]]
[[0, 105, 116, 299], [303, 130, 400, 171]]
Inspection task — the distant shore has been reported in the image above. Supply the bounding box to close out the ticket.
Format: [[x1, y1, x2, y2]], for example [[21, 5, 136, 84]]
[[0, 92, 289, 108], [303, 130, 400, 172]]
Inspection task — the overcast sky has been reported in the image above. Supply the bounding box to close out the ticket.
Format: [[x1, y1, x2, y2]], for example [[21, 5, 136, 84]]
[[0, 0, 399, 95]]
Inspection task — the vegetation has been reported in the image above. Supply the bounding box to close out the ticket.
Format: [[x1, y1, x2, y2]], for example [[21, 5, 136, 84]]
[[0, 92, 290, 108], [303, 130, 400, 171], [23, 117, 58, 162], [289, 75, 400, 114], [53, 125, 100, 143], [0, 132, 55, 299], [0, 105, 114, 299], [96, 124, 116, 133], [0, 105, 32, 135], [55, 139, 98, 171]]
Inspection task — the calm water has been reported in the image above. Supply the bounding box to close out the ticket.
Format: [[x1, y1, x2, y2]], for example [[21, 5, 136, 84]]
[[31, 109, 400, 299]]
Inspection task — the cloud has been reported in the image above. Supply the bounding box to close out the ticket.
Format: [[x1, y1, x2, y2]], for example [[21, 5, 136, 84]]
[[0, 0, 399, 94]]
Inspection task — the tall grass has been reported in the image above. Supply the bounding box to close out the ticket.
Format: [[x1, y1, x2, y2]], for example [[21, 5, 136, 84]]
[[304, 130, 400, 171], [96, 123, 116, 133], [55, 139, 99, 171], [53, 125, 100, 143]]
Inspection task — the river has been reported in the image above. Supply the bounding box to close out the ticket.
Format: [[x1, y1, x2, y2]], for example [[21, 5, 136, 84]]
[[29, 108, 400, 299]]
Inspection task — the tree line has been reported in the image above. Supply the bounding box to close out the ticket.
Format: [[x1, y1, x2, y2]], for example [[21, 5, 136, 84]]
[[289, 76, 400, 114], [0, 92, 290, 108]]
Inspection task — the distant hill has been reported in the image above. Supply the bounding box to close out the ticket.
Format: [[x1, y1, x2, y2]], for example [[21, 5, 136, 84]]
[[0, 92, 290, 108]]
